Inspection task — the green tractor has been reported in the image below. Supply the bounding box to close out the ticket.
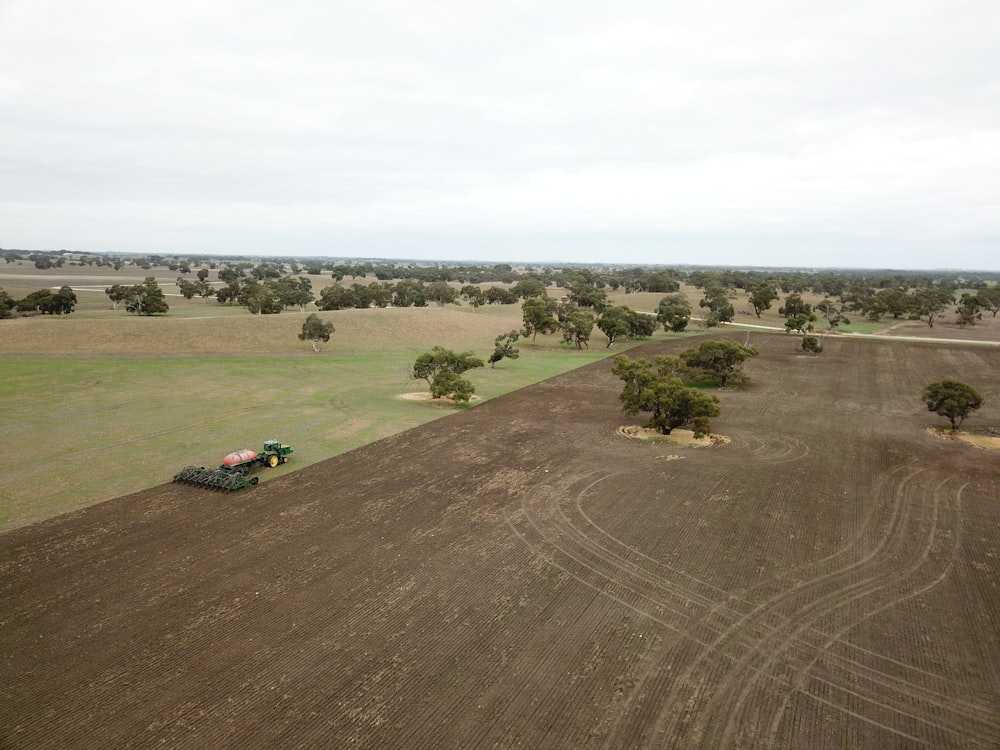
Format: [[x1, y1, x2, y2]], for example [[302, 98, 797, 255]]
[[173, 439, 293, 491]]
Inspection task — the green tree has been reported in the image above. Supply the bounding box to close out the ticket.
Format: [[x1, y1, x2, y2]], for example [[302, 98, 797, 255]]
[[922, 380, 983, 430], [779, 293, 816, 333], [317, 283, 359, 310], [612, 354, 720, 437], [801, 335, 823, 356], [954, 293, 982, 327], [488, 330, 521, 368], [460, 285, 486, 308], [412, 346, 484, 390], [656, 293, 691, 333], [125, 277, 169, 315], [105, 283, 130, 310], [298, 313, 335, 352], [176, 277, 199, 299], [680, 339, 758, 387], [430, 369, 477, 402], [483, 286, 518, 305], [239, 279, 282, 315], [597, 306, 633, 348], [977, 286, 1000, 317], [271, 276, 315, 311], [699, 283, 736, 324], [49, 286, 77, 315], [570, 284, 608, 312], [425, 281, 458, 307], [511, 277, 548, 299], [521, 297, 559, 343], [815, 298, 850, 329], [561, 310, 595, 349], [645, 270, 680, 293], [19, 286, 76, 315], [747, 283, 777, 318], [0, 287, 15, 318], [874, 287, 911, 320], [909, 287, 953, 327], [595, 305, 653, 347]]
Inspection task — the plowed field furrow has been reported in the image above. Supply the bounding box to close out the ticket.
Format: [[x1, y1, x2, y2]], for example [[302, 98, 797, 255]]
[[506, 508, 712, 642], [764, 627, 1000, 739], [791, 654, 999, 747], [509, 460, 993, 750], [643, 464, 923, 742], [641, 468, 956, 747], [3, 334, 999, 749], [705, 475, 964, 749]]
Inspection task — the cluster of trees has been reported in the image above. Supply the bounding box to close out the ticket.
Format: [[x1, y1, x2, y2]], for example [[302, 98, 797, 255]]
[[12, 248, 1000, 333], [521, 295, 690, 350], [105, 278, 169, 315], [0, 286, 77, 317], [215, 275, 315, 314], [314, 279, 549, 311], [612, 339, 758, 436], [680, 270, 1000, 331]]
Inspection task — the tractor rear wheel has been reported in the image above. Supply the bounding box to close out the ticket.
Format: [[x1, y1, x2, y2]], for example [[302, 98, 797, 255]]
[[268, 454, 279, 468]]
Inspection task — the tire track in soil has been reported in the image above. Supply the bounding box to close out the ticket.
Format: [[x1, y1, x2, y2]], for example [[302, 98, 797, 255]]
[[763, 481, 998, 748], [566, 465, 995, 749], [682, 473, 982, 749], [508, 461, 995, 749], [641, 460, 922, 737]]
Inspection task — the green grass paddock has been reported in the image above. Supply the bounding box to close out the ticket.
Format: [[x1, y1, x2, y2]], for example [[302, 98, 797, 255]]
[[0, 346, 622, 532]]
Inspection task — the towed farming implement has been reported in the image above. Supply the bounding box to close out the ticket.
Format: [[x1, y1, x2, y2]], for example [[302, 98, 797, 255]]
[[173, 439, 293, 491]]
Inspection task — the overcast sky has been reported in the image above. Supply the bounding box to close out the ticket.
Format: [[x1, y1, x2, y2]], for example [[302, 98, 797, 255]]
[[2, 1, 998, 269]]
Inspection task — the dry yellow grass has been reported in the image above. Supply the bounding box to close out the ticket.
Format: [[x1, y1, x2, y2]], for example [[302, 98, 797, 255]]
[[0, 304, 527, 357]]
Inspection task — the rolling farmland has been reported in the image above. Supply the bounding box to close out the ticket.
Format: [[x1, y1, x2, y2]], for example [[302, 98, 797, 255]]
[[1, 333, 999, 748]]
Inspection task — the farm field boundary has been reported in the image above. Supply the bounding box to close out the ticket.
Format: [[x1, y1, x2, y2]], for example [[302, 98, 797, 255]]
[[1, 333, 998, 748]]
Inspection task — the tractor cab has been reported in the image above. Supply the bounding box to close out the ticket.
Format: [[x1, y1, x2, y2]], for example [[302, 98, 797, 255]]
[[262, 439, 293, 463]]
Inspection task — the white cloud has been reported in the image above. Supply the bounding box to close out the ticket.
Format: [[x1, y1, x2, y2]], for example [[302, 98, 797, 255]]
[[1, 0, 999, 268]]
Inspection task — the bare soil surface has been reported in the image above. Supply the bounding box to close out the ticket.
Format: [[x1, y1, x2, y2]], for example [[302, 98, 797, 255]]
[[2, 334, 999, 749]]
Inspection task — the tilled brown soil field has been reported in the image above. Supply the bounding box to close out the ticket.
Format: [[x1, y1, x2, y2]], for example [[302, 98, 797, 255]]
[[2, 333, 999, 749]]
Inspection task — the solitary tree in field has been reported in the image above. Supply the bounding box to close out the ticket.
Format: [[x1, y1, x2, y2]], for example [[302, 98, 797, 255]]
[[488, 330, 521, 368], [612, 354, 720, 437], [412, 346, 484, 401], [298, 313, 335, 352], [801, 335, 823, 356], [922, 380, 983, 430]]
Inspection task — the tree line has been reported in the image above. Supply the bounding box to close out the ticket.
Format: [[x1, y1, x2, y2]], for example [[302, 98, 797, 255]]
[[0, 286, 77, 317]]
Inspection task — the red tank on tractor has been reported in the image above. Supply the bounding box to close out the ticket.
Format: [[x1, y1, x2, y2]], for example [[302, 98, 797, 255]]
[[172, 440, 293, 491]]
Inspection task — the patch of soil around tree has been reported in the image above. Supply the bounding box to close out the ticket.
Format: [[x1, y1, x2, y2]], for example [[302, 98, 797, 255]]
[[927, 426, 1000, 451]]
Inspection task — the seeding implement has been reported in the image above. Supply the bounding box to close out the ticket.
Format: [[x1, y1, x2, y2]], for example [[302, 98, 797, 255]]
[[173, 440, 293, 491]]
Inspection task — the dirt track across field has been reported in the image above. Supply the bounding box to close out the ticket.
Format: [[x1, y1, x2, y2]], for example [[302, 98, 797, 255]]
[[2, 333, 999, 749]]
